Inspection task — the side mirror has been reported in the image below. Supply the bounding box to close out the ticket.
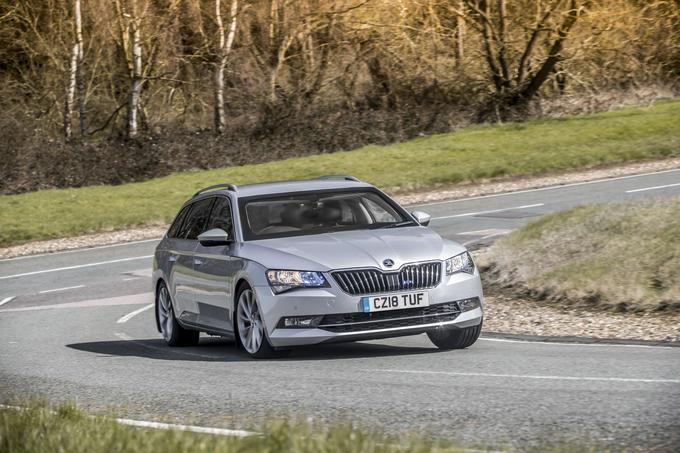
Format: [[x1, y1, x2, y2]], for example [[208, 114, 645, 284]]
[[197, 228, 231, 247], [411, 210, 431, 226]]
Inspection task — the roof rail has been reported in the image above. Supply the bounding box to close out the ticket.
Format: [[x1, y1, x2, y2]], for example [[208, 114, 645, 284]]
[[317, 175, 361, 182], [192, 183, 238, 197]]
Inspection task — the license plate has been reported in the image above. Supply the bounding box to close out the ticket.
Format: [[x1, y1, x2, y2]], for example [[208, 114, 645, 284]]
[[360, 292, 429, 313]]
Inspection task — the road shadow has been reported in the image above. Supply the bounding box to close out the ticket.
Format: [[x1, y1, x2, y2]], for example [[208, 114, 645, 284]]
[[66, 335, 439, 362]]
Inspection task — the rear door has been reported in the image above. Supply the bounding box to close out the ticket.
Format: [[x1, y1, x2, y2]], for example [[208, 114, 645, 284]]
[[193, 196, 240, 334]]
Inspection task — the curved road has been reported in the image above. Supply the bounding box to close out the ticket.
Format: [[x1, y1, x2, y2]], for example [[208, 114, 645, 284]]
[[1, 169, 680, 451]]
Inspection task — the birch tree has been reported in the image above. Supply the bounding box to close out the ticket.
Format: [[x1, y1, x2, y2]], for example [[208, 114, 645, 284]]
[[64, 0, 85, 139], [127, 0, 142, 139], [214, 0, 239, 135], [114, 0, 143, 139], [74, 0, 86, 138], [64, 42, 77, 139]]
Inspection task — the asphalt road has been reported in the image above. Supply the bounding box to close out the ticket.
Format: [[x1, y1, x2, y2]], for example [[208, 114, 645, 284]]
[[1, 169, 680, 451]]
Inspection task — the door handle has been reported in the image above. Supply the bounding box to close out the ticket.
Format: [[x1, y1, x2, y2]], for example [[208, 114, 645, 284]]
[[168, 255, 177, 262], [194, 258, 205, 266]]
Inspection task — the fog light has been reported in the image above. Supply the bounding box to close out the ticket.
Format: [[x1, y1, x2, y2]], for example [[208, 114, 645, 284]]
[[280, 315, 323, 328], [458, 298, 481, 312]]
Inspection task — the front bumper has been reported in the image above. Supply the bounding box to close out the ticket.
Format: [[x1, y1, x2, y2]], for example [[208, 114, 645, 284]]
[[255, 270, 484, 348]]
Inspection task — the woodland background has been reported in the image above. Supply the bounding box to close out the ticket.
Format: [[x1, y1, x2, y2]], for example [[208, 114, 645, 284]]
[[1, 0, 679, 194]]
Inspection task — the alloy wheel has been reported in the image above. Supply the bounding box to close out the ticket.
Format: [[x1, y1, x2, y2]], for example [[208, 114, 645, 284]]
[[236, 289, 265, 354], [157, 285, 174, 341]]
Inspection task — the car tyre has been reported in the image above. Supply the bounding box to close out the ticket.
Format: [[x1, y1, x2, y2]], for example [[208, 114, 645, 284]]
[[156, 282, 200, 347], [427, 321, 482, 350], [235, 284, 288, 359]]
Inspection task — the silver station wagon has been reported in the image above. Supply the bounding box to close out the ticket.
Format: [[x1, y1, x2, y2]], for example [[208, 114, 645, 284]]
[[152, 176, 484, 358]]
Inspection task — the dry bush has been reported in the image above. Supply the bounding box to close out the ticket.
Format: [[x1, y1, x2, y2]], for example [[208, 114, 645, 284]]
[[481, 198, 680, 312]]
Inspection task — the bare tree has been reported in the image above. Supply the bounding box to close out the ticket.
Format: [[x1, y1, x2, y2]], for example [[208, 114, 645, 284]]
[[461, 0, 591, 115], [113, 0, 143, 139], [455, 0, 466, 66], [63, 0, 85, 139], [4, 0, 680, 159], [74, 0, 86, 138], [127, 0, 142, 138], [63, 42, 77, 139], [214, 0, 239, 135], [515, 0, 590, 103]]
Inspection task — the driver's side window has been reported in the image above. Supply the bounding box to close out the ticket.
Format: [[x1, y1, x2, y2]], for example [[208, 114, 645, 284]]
[[183, 198, 215, 240], [205, 197, 233, 236]]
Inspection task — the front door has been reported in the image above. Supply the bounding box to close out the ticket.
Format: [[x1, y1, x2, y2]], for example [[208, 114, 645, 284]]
[[192, 196, 239, 334], [172, 197, 215, 324]]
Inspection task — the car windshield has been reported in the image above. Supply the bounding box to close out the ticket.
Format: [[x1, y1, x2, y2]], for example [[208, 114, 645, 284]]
[[239, 189, 416, 240]]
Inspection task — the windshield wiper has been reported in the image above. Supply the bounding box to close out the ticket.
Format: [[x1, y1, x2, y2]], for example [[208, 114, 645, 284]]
[[379, 220, 417, 229]]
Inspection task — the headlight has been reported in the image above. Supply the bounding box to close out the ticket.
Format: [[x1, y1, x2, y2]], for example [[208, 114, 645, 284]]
[[266, 270, 329, 294], [445, 252, 475, 275]]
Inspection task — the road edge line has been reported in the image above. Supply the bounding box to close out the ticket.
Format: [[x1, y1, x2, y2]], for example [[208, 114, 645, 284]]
[[479, 334, 680, 349], [0, 404, 255, 438]]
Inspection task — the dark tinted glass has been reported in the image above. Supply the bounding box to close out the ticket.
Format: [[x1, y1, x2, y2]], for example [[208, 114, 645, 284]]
[[182, 198, 215, 240], [167, 206, 190, 238], [205, 197, 233, 234]]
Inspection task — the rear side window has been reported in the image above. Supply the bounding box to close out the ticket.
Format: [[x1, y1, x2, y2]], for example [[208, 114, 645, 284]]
[[181, 198, 215, 240], [167, 206, 190, 238], [205, 197, 233, 234]]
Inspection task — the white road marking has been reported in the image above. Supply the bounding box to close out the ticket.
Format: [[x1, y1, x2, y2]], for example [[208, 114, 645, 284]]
[[39, 285, 85, 294], [462, 231, 511, 246], [0, 296, 15, 307], [373, 369, 680, 384], [479, 336, 678, 350], [117, 303, 154, 323], [0, 255, 153, 280], [625, 182, 680, 193], [0, 292, 152, 314], [0, 238, 160, 262], [122, 277, 138, 281], [0, 404, 254, 438], [431, 203, 544, 220], [114, 418, 254, 437], [412, 167, 680, 207], [457, 228, 512, 236]]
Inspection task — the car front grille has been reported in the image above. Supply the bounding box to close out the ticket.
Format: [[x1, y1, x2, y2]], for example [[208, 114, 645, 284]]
[[318, 301, 461, 333], [332, 261, 442, 295]]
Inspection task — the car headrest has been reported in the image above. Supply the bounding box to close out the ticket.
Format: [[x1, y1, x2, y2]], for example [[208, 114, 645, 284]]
[[321, 202, 342, 224], [280, 204, 306, 228]]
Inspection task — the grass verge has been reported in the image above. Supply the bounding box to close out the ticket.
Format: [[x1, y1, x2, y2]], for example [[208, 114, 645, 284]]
[[481, 197, 680, 312], [0, 402, 599, 453], [1, 101, 679, 248]]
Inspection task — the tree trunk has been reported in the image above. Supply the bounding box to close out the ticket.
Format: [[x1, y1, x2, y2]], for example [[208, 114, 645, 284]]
[[74, 0, 86, 139], [516, 0, 588, 102], [455, 0, 465, 67], [128, 0, 142, 139], [214, 0, 238, 135], [495, 0, 510, 89], [479, 1, 502, 92], [516, 2, 560, 85], [63, 43, 77, 139]]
